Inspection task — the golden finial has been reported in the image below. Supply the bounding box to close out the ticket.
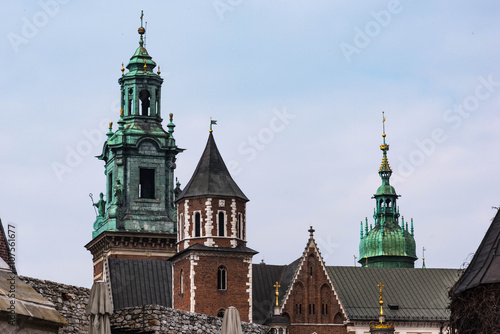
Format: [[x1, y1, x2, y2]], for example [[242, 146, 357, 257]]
[[121, 62, 124, 76], [144, 60, 147, 72], [378, 282, 384, 319], [120, 108, 124, 117], [109, 122, 113, 130], [273, 281, 281, 307], [157, 65, 161, 75]]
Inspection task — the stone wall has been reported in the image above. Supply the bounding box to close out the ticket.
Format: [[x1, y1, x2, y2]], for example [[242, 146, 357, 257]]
[[20, 276, 90, 334], [111, 305, 268, 334], [20, 276, 268, 334]]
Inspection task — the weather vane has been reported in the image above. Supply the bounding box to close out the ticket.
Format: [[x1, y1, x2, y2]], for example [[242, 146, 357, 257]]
[[210, 117, 217, 133]]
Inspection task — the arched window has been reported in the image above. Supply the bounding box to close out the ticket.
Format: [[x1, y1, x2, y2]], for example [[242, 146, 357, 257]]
[[179, 213, 184, 240], [218, 212, 225, 237], [217, 309, 225, 317], [180, 269, 184, 294], [128, 88, 133, 115], [217, 266, 227, 290], [238, 213, 243, 239], [195, 212, 201, 237]]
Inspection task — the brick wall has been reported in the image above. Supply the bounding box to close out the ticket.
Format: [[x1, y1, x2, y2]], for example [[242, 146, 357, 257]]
[[282, 245, 347, 334], [177, 196, 247, 251]]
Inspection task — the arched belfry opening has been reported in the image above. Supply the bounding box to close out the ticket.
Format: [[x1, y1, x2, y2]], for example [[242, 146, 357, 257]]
[[139, 89, 151, 116]]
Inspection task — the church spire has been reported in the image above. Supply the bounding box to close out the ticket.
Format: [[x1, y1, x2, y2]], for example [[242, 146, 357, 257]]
[[359, 113, 417, 268]]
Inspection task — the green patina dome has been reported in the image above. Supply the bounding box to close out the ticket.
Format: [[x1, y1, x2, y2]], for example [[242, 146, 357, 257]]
[[376, 184, 397, 196]]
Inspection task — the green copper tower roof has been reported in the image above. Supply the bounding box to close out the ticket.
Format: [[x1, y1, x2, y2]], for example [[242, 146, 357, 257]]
[[359, 113, 417, 268]]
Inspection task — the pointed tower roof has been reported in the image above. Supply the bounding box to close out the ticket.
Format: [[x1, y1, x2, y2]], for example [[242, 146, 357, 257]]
[[453, 208, 500, 295], [177, 132, 249, 202]]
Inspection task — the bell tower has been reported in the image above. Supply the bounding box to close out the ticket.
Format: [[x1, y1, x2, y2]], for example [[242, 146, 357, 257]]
[[170, 127, 257, 322], [85, 12, 184, 281], [359, 113, 417, 268]]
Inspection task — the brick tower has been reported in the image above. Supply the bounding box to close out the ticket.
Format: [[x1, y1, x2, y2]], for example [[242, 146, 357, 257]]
[[85, 14, 183, 281], [171, 129, 257, 322]]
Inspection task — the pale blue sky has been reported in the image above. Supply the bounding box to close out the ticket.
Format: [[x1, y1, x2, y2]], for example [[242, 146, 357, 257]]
[[1, 1, 499, 287]]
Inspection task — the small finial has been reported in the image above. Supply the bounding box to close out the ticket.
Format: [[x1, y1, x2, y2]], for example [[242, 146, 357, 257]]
[[422, 247, 426, 269], [273, 281, 281, 307], [144, 59, 147, 72], [109, 122, 113, 130], [157, 65, 161, 75], [138, 10, 145, 35], [308, 226, 315, 237], [169, 113, 173, 122], [382, 111, 386, 136], [120, 108, 124, 117], [210, 117, 217, 133], [121, 62, 124, 76]]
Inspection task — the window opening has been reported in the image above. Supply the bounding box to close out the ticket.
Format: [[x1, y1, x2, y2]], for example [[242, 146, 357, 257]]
[[217, 266, 227, 290], [218, 212, 225, 237], [139, 168, 155, 199], [195, 212, 201, 237]]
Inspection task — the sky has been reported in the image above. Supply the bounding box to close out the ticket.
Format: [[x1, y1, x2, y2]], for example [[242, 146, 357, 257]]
[[1, 1, 499, 288]]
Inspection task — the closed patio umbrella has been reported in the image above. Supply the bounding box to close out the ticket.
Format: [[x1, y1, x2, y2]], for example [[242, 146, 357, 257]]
[[221, 306, 243, 334], [86, 281, 113, 334]]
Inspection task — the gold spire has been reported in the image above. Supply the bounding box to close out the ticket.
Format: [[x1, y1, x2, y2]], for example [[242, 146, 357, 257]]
[[378, 281, 384, 318], [273, 281, 281, 307], [121, 62, 124, 76]]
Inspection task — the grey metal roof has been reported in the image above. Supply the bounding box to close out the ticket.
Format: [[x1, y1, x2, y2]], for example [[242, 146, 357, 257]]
[[170, 243, 258, 263], [176, 133, 249, 202], [108, 259, 172, 310], [326, 266, 460, 322], [252, 258, 301, 324], [453, 209, 500, 295]]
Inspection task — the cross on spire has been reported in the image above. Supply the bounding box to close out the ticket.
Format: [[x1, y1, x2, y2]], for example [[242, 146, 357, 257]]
[[308, 226, 315, 238], [273, 281, 281, 307], [378, 282, 385, 317]]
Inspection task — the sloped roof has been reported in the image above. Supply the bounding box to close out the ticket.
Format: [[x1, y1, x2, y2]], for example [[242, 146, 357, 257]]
[[108, 259, 172, 310], [326, 266, 460, 322], [176, 133, 248, 202], [453, 209, 500, 294], [252, 258, 301, 324], [0, 269, 67, 326]]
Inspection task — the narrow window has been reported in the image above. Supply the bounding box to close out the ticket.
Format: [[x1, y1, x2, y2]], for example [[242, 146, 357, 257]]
[[179, 213, 184, 240], [310, 266, 313, 276], [195, 212, 201, 237], [313, 304, 315, 314], [279, 329, 283, 334], [218, 212, 225, 237], [237, 213, 242, 239], [107, 172, 113, 203], [299, 304, 302, 314], [217, 266, 227, 290], [128, 88, 133, 115], [139, 168, 155, 199], [309, 304, 311, 314], [180, 270, 184, 294]]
